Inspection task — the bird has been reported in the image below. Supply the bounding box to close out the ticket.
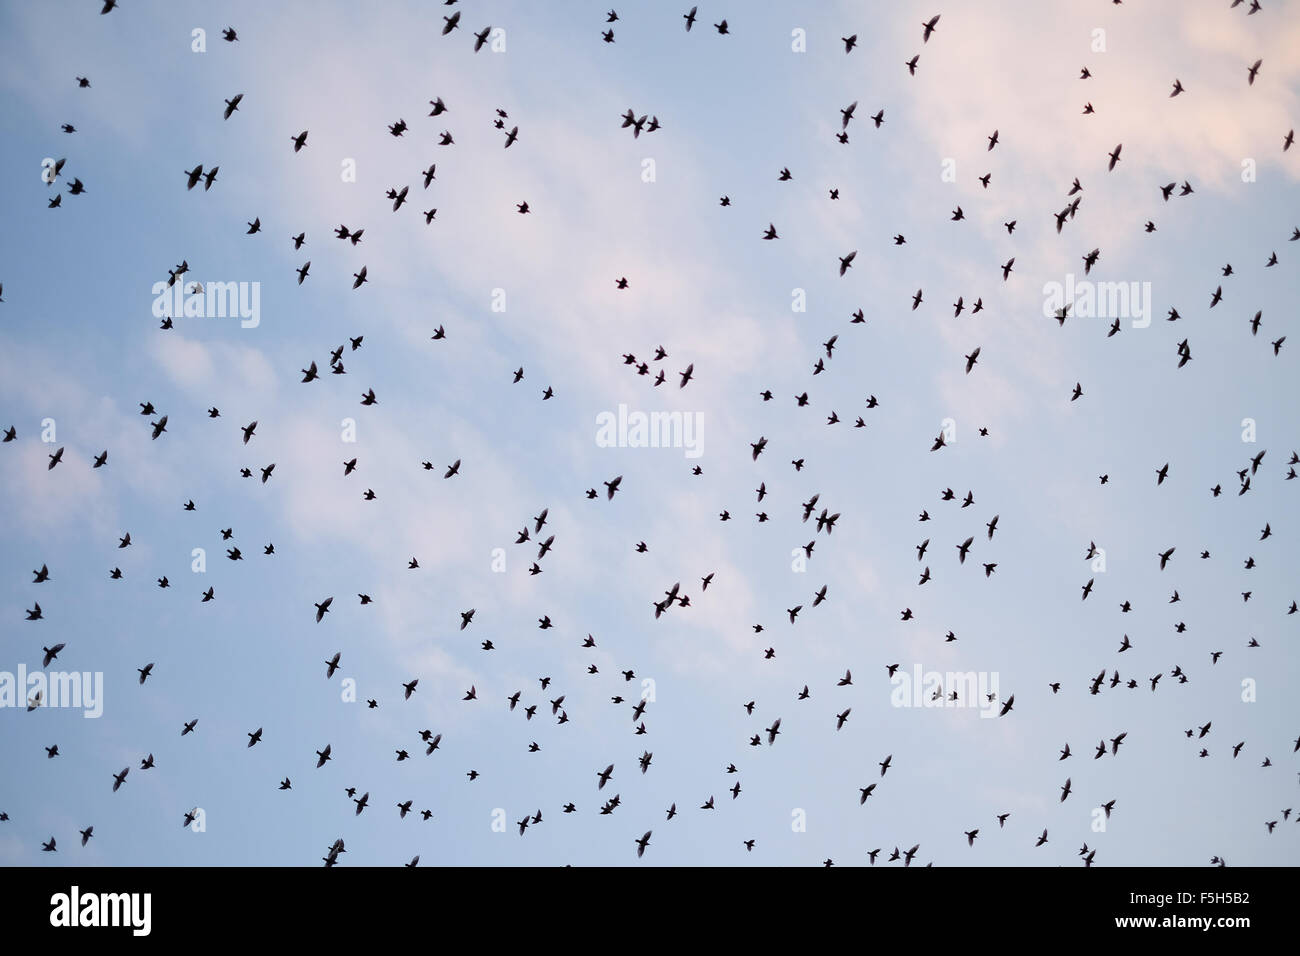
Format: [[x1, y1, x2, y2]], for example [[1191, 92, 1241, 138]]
[[766, 719, 781, 745]]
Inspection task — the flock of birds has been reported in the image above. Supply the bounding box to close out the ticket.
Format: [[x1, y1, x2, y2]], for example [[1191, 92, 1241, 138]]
[[4, 2, 1298, 867]]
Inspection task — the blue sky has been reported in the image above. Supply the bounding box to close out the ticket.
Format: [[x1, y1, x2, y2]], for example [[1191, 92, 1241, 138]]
[[0, 0, 1298, 866]]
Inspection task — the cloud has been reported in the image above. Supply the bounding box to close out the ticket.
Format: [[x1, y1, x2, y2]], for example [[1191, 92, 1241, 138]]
[[149, 336, 278, 400]]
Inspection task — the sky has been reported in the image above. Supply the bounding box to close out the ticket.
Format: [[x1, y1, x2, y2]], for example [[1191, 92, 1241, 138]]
[[0, 0, 1297, 867]]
